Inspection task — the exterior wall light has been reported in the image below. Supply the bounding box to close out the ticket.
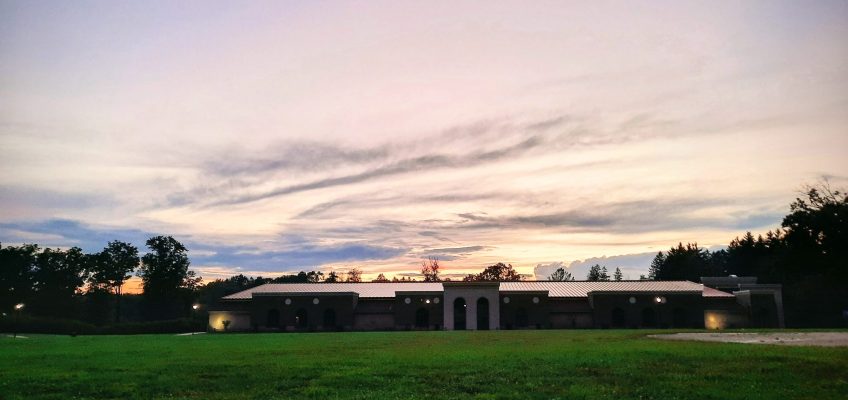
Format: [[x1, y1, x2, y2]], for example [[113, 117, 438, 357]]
[[532, 297, 540, 304], [503, 297, 510, 304], [629, 297, 636, 304], [433, 298, 440, 304], [404, 297, 411, 304], [285, 298, 292, 305], [313, 298, 320, 305]]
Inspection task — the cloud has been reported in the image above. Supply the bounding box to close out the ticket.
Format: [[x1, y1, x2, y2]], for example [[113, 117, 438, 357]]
[[0, 218, 409, 273], [452, 197, 785, 234], [202, 135, 545, 206], [190, 242, 409, 271], [534, 261, 568, 280], [0, 219, 154, 252], [0, 186, 114, 219], [534, 252, 661, 280], [204, 141, 391, 177]]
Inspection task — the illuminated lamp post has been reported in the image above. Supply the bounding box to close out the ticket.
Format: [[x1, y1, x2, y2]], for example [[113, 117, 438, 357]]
[[191, 304, 200, 335], [13, 303, 25, 339]]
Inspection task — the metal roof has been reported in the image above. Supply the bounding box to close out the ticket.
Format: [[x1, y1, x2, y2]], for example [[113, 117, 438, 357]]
[[702, 286, 739, 298], [500, 281, 716, 298], [222, 281, 732, 300], [223, 282, 443, 299]]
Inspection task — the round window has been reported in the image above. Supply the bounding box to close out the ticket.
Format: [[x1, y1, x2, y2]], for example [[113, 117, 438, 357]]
[[532, 296, 540, 304], [503, 297, 510, 304], [404, 297, 411, 304], [433, 297, 440, 304], [628, 297, 636, 304], [313, 298, 320, 305], [285, 298, 292, 305]]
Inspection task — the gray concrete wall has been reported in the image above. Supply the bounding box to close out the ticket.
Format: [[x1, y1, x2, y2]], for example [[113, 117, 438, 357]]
[[443, 284, 500, 330]]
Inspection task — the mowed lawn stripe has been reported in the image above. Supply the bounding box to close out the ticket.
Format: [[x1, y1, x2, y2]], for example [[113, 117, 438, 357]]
[[1, 330, 846, 399]]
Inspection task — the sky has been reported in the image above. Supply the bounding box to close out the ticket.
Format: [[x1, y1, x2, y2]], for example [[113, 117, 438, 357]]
[[1, 1, 847, 287]]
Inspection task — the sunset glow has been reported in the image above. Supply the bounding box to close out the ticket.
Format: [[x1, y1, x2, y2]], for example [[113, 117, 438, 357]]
[[2, 1, 847, 284]]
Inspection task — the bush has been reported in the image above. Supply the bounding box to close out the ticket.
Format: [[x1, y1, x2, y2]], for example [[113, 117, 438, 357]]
[[0, 315, 206, 335]]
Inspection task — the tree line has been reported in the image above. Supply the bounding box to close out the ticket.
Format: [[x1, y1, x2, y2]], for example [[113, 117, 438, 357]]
[[3, 184, 843, 327], [1, 236, 201, 323], [646, 184, 846, 327]]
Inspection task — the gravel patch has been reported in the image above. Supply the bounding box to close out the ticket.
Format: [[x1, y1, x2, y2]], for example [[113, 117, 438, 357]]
[[649, 332, 848, 347]]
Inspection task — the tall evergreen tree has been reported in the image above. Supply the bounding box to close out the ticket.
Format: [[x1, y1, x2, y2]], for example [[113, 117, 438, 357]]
[[586, 264, 602, 281], [599, 266, 610, 281], [548, 267, 574, 281]]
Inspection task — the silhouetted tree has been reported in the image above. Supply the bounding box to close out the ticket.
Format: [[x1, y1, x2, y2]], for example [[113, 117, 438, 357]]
[[613, 267, 623, 281], [346, 268, 362, 282], [137, 236, 197, 320], [648, 243, 717, 281], [421, 257, 441, 282], [89, 241, 139, 322], [0, 243, 38, 310], [30, 247, 89, 317], [372, 273, 390, 282], [325, 271, 340, 283], [778, 183, 848, 326], [548, 267, 574, 281], [587, 264, 608, 281], [463, 262, 522, 281], [306, 271, 324, 283]]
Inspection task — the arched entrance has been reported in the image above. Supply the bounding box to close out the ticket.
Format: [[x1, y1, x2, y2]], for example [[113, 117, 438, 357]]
[[453, 298, 466, 330], [641, 308, 657, 328], [477, 297, 490, 330], [611, 307, 625, 328], [415, 308, 429, 329], [266, 309, 280, 328], [295, 308, 308, 328], [323, 308, 336, 329]]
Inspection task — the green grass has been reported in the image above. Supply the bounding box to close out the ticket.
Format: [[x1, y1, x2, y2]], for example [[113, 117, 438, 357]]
[[1, 330, 846, 400]]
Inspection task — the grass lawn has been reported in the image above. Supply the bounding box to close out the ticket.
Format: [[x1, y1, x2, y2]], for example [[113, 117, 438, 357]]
[[1, 330, 846, 399]]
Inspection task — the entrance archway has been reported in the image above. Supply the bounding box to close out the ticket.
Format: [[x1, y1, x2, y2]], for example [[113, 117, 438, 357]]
[[477, 298, 490, 330], [453, 298, 466, 330], [295, 308, 308, 328], [415, 308, 429, 329]]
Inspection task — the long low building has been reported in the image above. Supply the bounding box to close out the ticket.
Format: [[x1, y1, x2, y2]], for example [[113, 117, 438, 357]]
[[208, 277, 783, 332]]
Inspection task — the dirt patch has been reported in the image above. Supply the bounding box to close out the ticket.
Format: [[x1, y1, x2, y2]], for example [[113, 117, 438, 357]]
[[649, 332, 848, 347]]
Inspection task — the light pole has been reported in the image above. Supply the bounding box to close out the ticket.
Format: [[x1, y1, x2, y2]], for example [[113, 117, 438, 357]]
[[13, 303, 25, 339], [191, 304, 199, 335]]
